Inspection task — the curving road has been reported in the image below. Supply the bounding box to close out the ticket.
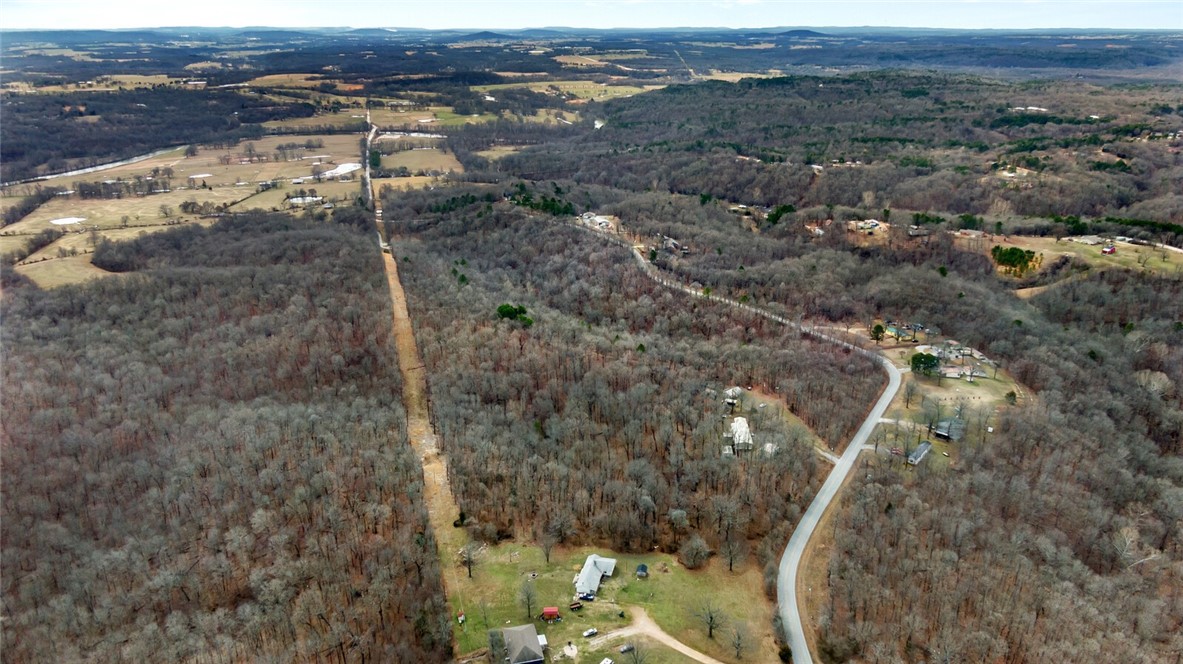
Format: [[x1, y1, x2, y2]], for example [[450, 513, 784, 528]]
[[777, 356, 900, 664], [571, 222, 902, 664]]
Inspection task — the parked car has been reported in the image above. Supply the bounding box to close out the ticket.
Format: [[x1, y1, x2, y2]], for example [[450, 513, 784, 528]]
[[620, 644, 635, 653], [583, 628, 598, 637]]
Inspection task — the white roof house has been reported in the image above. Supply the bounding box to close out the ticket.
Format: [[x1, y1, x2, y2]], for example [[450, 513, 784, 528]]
[[575, 554, 617, 596], [730, 417, 754, 450]]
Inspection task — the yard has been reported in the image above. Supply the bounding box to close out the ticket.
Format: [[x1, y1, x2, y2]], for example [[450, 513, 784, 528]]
[[956, 234, 1183, 277], [447, 541, 777, 663]]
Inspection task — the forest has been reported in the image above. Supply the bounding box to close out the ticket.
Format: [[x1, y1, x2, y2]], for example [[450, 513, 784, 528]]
[[409, 68, 1182, 660], [383, 183, 885, 593], [480, 72, 1183, 223], [0, 215, 451, 662]]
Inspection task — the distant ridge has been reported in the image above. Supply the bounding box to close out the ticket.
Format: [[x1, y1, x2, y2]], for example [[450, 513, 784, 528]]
[[455, 31, 514, 41], [777, 29, 828, 38]]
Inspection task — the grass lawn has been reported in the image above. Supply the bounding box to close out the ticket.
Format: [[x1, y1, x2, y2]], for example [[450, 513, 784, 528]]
[[14, 255, 119, 288], [581, 636, 695, 664], [447, 541, 776, 663]]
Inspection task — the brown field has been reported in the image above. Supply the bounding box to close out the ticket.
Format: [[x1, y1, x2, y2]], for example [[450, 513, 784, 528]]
[[380, 149, 463, 173], [474, 145, 525, 161], [14, 255, 118, 289]]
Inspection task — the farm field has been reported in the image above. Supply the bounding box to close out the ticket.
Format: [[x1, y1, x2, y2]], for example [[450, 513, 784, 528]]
[[245, 73, 363, 92], [381, 148, 463, 173], [474, 145, 525, 161], [446, 541, 776, 663], [4, 134, 364, 192], [232, 180, 359, 211], [262, 113, 367, 130], [472, 79, 665, 101], [368, 105, 498, 128], [13, 254, 118, 288], [6, 187, 249, 235], [372, 175, 443, 194]]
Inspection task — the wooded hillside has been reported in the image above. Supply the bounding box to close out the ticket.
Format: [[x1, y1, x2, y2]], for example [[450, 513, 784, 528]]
[[1, 215, 451, 662]]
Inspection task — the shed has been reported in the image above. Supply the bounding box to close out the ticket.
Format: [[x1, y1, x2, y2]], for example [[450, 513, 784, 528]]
[[541, 607, 560, 621], [502, 624, 545, 664], [636, 564, 649, 578], [575, 554, 617, 597]]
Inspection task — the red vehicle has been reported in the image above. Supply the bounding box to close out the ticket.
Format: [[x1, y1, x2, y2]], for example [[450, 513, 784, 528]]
[[1102, 245, 1116, 255]]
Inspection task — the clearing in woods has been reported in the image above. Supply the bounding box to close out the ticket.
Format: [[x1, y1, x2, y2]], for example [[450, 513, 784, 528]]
[[379, 249, 465, 653]]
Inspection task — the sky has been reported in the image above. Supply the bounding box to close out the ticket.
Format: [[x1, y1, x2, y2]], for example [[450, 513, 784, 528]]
[[2, 0, 1181, 31]]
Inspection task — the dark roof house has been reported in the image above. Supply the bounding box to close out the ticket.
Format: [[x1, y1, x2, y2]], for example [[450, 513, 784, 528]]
[[502, 624, 545, 664]]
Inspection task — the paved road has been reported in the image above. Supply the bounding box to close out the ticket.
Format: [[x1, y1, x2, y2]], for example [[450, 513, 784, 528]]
[[777, 354, 900, 664], [573, 224, 902, 664]]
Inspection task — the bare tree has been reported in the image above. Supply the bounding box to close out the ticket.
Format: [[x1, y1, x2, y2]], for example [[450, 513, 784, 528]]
[[460, 541, 481, 579], [519, 580, 537, 620], [721, 536, 747, 573], [693, 598, 727, 639], [903, 380, 918, 409], [540, 532, 557, 565], [731, 623, 751, 659]]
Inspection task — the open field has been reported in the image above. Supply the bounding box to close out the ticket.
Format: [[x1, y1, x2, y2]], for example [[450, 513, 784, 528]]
[[445, 541, 776, 662], [368, 106, 498, 129], [513, 109, 581, 125], [956, 234, 1183, 276], [231, 180, 360, 211], [475, 145, 526, 161], [373, 176, 444, 194], [381, 148, 463, 173], [6, 188, 249, 235], [1, 195, 29, 215], [3, 74, 188, 92], [245, 73, 363, 92], [472, 79, 665, 101], [13, 254, 118, 288], [262, 113, 367, 130], [3, 134, 364, 192]]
